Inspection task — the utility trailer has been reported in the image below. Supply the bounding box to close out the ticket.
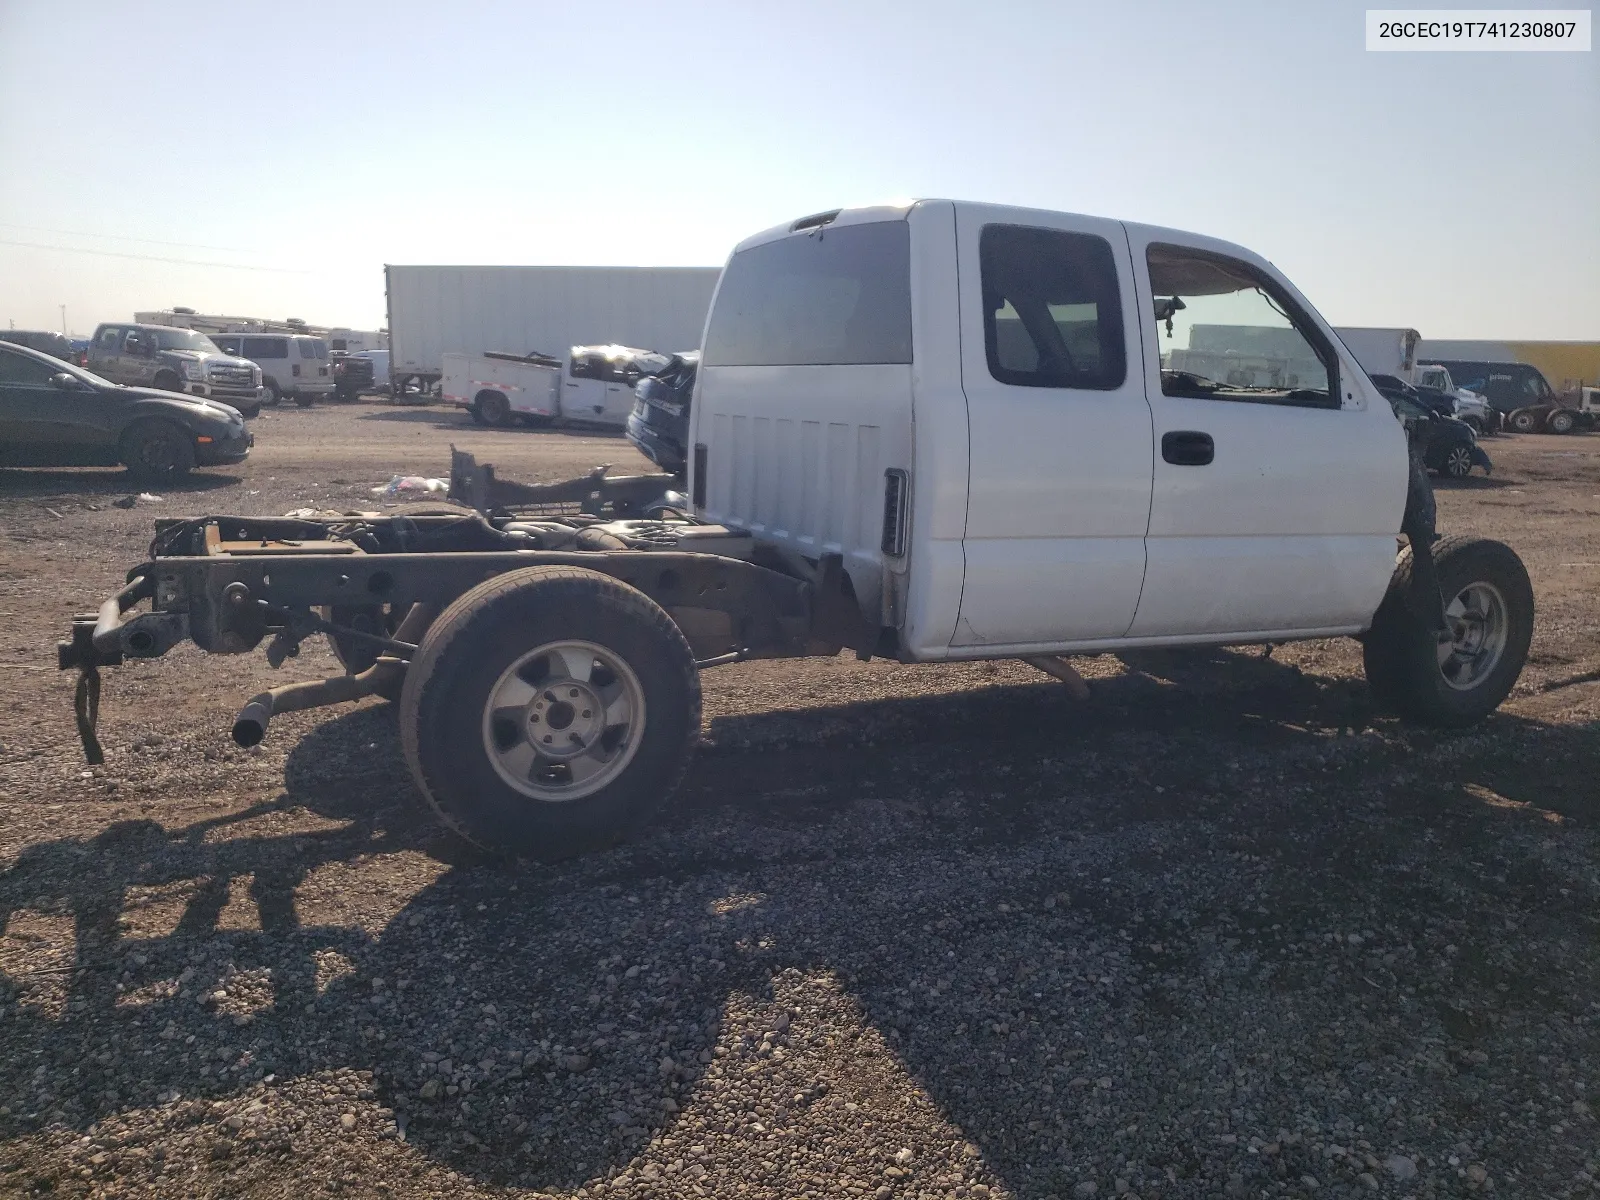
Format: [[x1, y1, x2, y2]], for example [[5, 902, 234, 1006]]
[[62, 202, 1536, 861]]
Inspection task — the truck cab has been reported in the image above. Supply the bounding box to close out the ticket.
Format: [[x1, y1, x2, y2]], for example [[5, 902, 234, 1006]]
[[691, 201, 1408, 661], [88, 323, 264, 417], [62, 200, 1534, 861]]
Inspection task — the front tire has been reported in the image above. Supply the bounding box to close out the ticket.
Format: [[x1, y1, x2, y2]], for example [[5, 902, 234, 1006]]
[[120, 420, 196, 481], [1508, 408, 1539, 433], [399, 566, 700, 859], [1363, 535, 1533, 727]]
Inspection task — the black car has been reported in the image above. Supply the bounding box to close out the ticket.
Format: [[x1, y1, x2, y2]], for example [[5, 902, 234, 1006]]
[[0, 329, 78, 365], [1370, 375, 1491, 479], [625, 351, 698, 476], [0, 340, 252, 480]]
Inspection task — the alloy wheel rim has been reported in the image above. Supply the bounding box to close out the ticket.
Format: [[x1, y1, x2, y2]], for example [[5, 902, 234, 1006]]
[[481, 640, 646, 801], [1436, 581, 1509, 691]]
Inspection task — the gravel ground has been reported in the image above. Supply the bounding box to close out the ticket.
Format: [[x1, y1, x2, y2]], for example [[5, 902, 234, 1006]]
[[0, 402, 1597, 1200]]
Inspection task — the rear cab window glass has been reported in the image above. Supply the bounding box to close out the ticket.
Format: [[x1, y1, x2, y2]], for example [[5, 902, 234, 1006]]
[[980, 225, 1126, 389], [1147, 243, 1338, 408], [703, 220, 912, 366]]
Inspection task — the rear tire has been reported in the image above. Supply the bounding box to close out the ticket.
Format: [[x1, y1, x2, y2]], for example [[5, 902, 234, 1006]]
[[294, 392, 315, 408], [1546, 409, 1576, 434], [474, 390, 511, 426], [1362, 536, 1533, 727], [400, 566, 700, 859], [120, 420, 195, 481]]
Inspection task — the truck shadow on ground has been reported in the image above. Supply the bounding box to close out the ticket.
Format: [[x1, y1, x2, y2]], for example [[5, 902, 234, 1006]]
[[0, 653, 1594, 1195], [0, 468, 241, 498], [357, 407, 631, 440]]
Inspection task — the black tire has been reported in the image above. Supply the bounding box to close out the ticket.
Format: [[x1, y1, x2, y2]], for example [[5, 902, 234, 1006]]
[[1441, 443, 1475, 479], [468, 405, 488, 425], [120, 420, 195, 481], [1362, 535, 1533, 728], [293, 392, 316, 408], [239, 403, 261, 419], [1508, 408, 1539, 433], [399, 566, 700, 859], [262, 380, 282, 407], [1546, 409, 1576, 434], [474, 390, 511, 426], [152, 370, 184, 395]]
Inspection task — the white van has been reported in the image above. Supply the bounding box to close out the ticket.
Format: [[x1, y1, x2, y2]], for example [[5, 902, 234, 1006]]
[[211, 333, 334, 406]]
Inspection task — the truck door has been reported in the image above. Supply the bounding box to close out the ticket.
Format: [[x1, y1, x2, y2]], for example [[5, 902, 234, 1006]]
[[1122, 226, 1405, 638], [951, 206, 1154, 648]]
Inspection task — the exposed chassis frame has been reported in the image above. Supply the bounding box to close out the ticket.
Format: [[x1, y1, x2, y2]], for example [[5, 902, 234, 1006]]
[[57, 508, 876, 765]]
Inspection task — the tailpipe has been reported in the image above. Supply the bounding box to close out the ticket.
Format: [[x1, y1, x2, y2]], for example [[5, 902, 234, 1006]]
[[232, 694, 274, 747], [229, 603, 434, 747]]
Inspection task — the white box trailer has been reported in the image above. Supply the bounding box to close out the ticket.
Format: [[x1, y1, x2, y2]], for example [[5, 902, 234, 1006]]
[[1333, 327, 1422, 382], [385, 265, 720, 389]]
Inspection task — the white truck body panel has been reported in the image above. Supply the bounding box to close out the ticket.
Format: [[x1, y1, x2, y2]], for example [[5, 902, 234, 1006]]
[[441, 352, 638, 428], [1334, 326, 1422, 382], [386, 266, 720, 380], [692, 201, 1412, 664], [441, 353, 559, 417], [950, 202, 1154, 648], [695, 207, 917, 624], [1129, 228, 1406, 639]]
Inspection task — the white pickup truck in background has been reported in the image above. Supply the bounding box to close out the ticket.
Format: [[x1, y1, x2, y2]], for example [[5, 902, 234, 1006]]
[[442, 344, 679, 428], [68, 200, 1536, 861]]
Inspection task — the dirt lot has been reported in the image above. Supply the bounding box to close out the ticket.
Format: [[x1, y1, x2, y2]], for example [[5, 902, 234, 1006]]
[[0, 402, 1596, 1200]]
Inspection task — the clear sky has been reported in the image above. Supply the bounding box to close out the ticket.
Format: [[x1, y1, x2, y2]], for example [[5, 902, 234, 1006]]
[[1, 0, 1595, 339]]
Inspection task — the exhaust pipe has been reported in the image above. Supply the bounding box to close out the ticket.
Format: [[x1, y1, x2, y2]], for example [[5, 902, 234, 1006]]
[[231, 603, 433, 746], [1022, 655, 1091, 700]]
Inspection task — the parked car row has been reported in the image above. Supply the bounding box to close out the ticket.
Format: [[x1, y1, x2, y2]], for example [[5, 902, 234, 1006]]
[[0, 340, 251, 479]]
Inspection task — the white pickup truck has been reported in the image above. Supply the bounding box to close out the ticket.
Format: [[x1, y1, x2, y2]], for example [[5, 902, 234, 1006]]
[[63, 200, 1534, 861]]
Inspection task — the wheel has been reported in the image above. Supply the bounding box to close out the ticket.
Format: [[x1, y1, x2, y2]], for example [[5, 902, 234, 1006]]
[[1362, 535, 1533, 728], [1508, 408, 1538, 433], [399, 566, 700, 859], [120, 420, 196, 481], [262, 380, 283, 407], [1546, 409, 1576, 434], [293, 392, 316, 408], [474, 390, 511, 426], [469, 405, 488, 425], [239, 402, 261, 419], [1441, 444, 1475, 479], [152, 370, 184, 394]]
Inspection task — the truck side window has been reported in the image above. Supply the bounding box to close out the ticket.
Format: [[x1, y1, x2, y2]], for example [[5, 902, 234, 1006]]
[[1147, 243, 1337, 408], [980, 225, 1126, 390], [703, 221, 912, 367]]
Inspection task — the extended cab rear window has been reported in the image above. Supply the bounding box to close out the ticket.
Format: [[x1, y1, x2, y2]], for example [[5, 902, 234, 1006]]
[[703, 221, 912, 367], [981, 225, 1127, 390]]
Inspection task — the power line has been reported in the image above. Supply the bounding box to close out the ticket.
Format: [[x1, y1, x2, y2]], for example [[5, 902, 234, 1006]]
[[0, 239, 310, 274], [0, 221, 246, 253]]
